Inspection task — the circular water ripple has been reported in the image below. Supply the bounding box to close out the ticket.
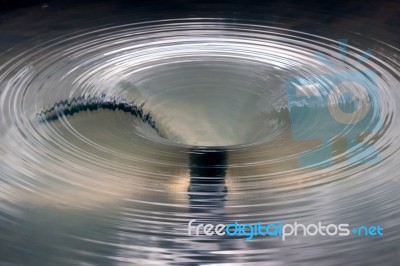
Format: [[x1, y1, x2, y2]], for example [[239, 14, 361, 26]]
[[0, 19, 400, 265]]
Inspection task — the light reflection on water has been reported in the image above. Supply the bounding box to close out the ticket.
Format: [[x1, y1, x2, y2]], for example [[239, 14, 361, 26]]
[[0, 2, 400, 265]]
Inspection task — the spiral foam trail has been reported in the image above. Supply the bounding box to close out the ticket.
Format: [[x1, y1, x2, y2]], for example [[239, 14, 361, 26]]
[[37, 94, 165, 138]]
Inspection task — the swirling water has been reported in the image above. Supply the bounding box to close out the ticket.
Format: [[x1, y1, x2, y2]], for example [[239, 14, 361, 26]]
[[0, 2, 400, 265]]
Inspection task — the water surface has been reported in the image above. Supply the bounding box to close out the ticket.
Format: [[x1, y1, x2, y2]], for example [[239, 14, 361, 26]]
[[0, 1, 400, 265]]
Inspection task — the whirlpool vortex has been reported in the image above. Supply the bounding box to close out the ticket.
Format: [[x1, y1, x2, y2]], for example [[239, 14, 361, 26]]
[[0, 18, 400, 265]]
